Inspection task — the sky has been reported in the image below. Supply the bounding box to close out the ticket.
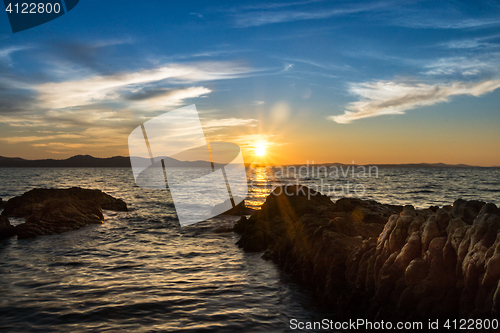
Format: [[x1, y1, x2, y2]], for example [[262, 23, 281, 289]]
[[0, 0, 499, 166]]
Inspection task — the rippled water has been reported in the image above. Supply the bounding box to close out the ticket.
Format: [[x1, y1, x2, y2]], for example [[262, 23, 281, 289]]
[[248, 166, 500, 209], [0, 168, 334, 333], [0, 167, 499, 332]]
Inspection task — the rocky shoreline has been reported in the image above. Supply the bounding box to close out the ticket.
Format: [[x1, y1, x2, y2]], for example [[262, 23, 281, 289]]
[[0, 187, 127, 239], [234, 185, 500, 322], [3, 184, 500, 321]]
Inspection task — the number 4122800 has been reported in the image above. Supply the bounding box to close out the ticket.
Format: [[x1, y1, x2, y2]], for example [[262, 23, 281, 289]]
[[5, 2, 61, 14]]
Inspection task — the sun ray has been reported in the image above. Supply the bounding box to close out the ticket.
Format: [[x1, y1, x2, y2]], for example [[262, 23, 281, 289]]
[[255, 143, 266, 156]]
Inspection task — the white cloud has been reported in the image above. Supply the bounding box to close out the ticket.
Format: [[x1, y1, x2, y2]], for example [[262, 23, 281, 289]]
[[132, 87, 212, 109], [0, 133, 83, 143], [439, 34, 500, 49], [0, 46, 29, 64], [203, 118, 257, 128], [396, 18, 500, 30], [424, 56, 499, 76], [330, 79, 500, 124], [35, 62, 252, 109], [233, 2, 387, 27]]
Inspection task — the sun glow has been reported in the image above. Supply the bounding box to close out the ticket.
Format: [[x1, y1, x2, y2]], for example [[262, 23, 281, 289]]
[[255, 143, 266, 156]]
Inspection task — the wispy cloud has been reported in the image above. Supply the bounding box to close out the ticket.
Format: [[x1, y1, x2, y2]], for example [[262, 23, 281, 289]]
[[423, 55, 500, 76], [231, 1, 388, 27], [280, 64, 293, 72], [235, 0, 324, 11], [35, 61, 252, 109], [127, 87, 212, 109], [438, 34, 500, 49], [330, 79, 500, 124], [395, 17, 500, 30], [161, 49, 248, 62], [273, 55, 350, 71], [0, 46, 28, 63], [0, 55, 264, 157], [0, 133, 83, 143], [203, 118, 257, 128]]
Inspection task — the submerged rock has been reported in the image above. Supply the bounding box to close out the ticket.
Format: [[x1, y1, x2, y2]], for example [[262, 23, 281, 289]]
[[2, 187, 127, 239]]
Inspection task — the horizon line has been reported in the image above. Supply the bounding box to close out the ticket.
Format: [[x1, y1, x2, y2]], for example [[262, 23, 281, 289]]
[[0, 154, 498, 168]]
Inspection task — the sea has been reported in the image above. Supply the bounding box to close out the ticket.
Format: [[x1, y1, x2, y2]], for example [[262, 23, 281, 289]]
[[0, 166, 499, 332]]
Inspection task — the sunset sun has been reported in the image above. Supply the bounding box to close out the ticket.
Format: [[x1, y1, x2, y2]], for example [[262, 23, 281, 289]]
[[255, 143, 266, 156]]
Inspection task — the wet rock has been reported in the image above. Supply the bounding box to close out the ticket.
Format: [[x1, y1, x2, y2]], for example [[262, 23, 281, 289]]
[[2, 187, 127, 239], [15, 198, 104, 239], [0, 215, 16, 239], [2, 187, 127, 218], [341, 199, 500, 321], [235, 185, 401, 300], [237, 185, 500, 322], [0, 197, 4, 208]]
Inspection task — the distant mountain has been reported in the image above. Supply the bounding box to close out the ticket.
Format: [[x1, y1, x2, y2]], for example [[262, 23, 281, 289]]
[[0, 155, 131, 167], [0, 155, 493, 168], [375, 163, 474, 168], [315, 162, 476, 168], [0, 155, 216, 168], [255, 162, 492, 168]]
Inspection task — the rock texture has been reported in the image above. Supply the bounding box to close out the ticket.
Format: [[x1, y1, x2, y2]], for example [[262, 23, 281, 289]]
[[235, 185, 500, 321], [342, 199, 500, 321], [0, 215, 16, 239], [2, 187, 127, 217], [1, 187, 127, 239], [234, 185, 402, 300]]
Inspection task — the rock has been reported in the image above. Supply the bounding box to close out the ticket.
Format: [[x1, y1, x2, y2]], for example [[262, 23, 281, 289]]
[[235, 185, 401, 301], [2, 187, 127, 217], [236, 185, 500, 322], [211, 197, 249, 216], [15, 198, 104, 239], [452, 199, 486, 225], [341, 198, 500, 322], [0, 215, 16, 239], [234, 185, 336, 252], [2, 187, 127, 239], [0, 197, 4, 208]]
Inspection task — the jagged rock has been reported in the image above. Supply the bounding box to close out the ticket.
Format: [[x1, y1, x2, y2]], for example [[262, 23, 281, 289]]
[[340, 198, 500, 321], [235, 185, 402, 300], [237, 187, 500, 322], [0, 215, 16, 239], [2, 187, 127, 239], [234, 185, 336, 252]]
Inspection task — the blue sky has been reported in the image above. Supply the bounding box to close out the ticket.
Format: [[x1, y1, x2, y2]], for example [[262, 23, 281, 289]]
[[0, 0, 499, 165]]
